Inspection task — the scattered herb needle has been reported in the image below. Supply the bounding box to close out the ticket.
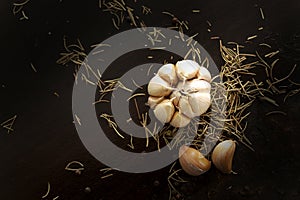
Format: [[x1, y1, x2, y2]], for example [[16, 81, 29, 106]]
[[247, 35, 258, 41], [142, 5, 151, 15], [65, 161, 84, 174], [100, 113, 124, 138], [265, 111, 287, 116], [74, 114, 81, 126], [99, 167, 114, 179], [30, 63, 37, 72], [42, 182, 50, 199], [259, 7, 265, 20], [1, 115, 17, 133], [53, 92, 60, 97], [12, 0, 30, 19]]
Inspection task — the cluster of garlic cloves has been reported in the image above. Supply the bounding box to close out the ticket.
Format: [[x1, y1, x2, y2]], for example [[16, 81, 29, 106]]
[[147, 60, 212, 127]]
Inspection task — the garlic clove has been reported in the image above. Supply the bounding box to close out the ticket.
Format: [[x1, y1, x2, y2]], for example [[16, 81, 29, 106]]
[[175, 60, 200, 80], [184, 79, 211, 93], [158, 63, 178, 86], [148, 96, 164, 109], [170, 90, 181, 106], [188, 92, 211, 116], [212, 140, 236, 174], [148, 75, 172, 97], [178, 96, 197, 118], [179, 145, 211, 176], [153, 99, 175, 124], [170, 111, 191, 127], [197, 66, 212, 82]]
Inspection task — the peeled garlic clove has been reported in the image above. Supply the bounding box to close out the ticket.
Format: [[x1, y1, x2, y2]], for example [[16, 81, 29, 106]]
[[212, 140, 236, 174], [158, 63, 178, 86], [170, 111, 191, 127], [154, 100, 175, 124], [148, 96, 164, 109], [179, 145, 211, 176], [148, 75, 172, 97], [170, 90, 181, 106], [178, 96, 197, 118], [175, 60, 199, 80], [184, 79, 211, 93], [197, 66, 212, 82], [189, 92, 211, 116]]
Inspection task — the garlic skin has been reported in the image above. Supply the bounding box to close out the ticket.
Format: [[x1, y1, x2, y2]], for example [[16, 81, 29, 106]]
[[147, 60, 212, 127], [178, 96, 197, 118], [148, 75, 172, 97], [158, 63, 178, 85], [183, 79, 211, 93], [148, 96, 164, 109], [175, 60, 199, 80], [212, 140, 236, 174], [179, 145, 211, 176], [153, 100, 175, 124], [197, 66, 212, 82], [188, 92, 211, 116], [170, 111, 191, 128], [169, 90, 181, 106]]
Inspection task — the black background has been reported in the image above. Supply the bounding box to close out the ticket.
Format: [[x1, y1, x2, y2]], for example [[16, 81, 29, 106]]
[[0, 0, 300, 199]]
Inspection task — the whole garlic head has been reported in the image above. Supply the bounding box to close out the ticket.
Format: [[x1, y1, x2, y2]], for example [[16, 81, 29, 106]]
[[147, 60, 212, 127]]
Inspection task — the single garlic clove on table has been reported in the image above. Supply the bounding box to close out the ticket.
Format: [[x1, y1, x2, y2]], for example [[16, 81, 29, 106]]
[[148, 75, 172, 97], [148, 96, 164, 109], [158, 63, 178, 86], [179, 145, 211, 176], [153, 99, 175, 124], [188, 92, 211, 116], [197, 66, 212, 82], [170, 111, 191, 127], [175, 60, 199, 80], [212, 140, 236, 174]]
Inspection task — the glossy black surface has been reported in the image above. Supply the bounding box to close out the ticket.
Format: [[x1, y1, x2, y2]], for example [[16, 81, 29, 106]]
[[0, 0, 299, 199]]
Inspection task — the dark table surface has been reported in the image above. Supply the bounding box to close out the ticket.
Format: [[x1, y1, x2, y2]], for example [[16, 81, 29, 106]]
[[0, 0, 300, 200]]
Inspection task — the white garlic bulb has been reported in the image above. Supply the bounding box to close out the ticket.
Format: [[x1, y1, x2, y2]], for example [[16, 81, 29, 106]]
[[148, 60, 212, 127]]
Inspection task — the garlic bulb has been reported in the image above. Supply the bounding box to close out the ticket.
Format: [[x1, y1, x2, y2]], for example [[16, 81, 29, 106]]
[[148, 60, 212, 127], [212, 140, 236, 174], [179, 145, 211, 176]]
